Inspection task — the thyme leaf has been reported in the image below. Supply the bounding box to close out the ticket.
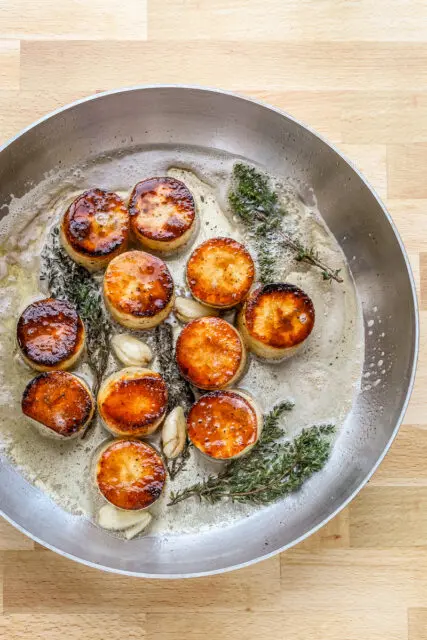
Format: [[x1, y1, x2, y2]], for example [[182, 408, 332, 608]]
[[168, 401, 335, 506], [40, 227, 112, 396], [154, 323, 195, 479], [229, 163, 343, 284]]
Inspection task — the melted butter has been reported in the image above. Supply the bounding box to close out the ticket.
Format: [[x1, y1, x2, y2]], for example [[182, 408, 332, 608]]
[[0, 145, 364, 536]]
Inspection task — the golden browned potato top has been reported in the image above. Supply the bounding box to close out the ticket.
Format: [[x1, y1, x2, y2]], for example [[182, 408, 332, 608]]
[[187, 391, 257, 460], [98, 370, 168, 435], [176, 317, 243, 389], [96, 440, 166, 510], [244, 283, 315, 348], [62, 188, 129, 257], [22, 371, 93, 436], [103, 250, 174, 318], [129, 177, 195, 242], [17, 298, 84, 367], [186, 237, 255, 307]]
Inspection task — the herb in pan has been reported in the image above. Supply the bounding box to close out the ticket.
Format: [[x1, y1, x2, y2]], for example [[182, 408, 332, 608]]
[[154, 323, 194, 480], [229, 163, 343, 283], [169, 400, 335, 506], [40, 227, 112, 395]]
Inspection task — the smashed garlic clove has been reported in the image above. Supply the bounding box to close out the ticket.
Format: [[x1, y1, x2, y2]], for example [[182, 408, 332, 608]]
[[111, 334, 153, 367], [98, 504, 151, 531], [174, 296, 218, 323], [124, 512, 153, 540], [162, 406, 187, 459]]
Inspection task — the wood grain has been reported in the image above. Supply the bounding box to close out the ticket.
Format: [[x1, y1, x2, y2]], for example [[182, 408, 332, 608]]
[[0, 1, 427, 638], [3, 553, 280, 613], [0, 614, 146, 639], [19, 42, 427, 92], [147, 0, 427, 42], [0, 41, 19, 91], [0, 1, 147, 40], [409, 609, 427, 640]]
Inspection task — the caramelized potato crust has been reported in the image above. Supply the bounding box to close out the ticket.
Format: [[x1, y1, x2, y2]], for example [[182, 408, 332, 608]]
[[96, 439, 166, 510], [186, 237, 255, 308], [22, 371, 94, 437], [176, 317, 245, 390], [17, 298, 85, 371]]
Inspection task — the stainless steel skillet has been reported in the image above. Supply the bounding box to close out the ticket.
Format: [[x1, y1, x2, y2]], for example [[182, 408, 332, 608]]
[[0, 86, 418, 577]]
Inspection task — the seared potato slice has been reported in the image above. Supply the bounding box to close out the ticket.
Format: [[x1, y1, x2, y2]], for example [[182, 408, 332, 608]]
[[129, 177, 196, 252], [176, 317, 246, 390], [98, 367, 168, 437], [61, 189, 129, 271], [238, 283, 315, 360], [186, 237, 255, 309], [17, 298, 85, 371], [187, 390, 262, 460], [95, 439, 166, 510], [22, 371, 94, 439], [103, 250, 175, 329]]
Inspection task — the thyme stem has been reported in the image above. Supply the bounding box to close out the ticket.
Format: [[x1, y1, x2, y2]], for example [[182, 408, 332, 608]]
[[40, 227, 112, 434], [229, 163, 343, 284], [256, 212, 344, 284], [168, 401, 335, 507], [154, 323, 194, 479]]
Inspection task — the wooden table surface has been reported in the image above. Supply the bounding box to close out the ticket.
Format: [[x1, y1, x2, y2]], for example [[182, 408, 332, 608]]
[[1, 1, 427, 638]]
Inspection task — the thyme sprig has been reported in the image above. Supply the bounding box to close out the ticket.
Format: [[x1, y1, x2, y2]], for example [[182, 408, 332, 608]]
[[168, 401, 335, 506], [229, 163, 343, 284], [40, 227, 112, 396], [154, 323, 194, 480]]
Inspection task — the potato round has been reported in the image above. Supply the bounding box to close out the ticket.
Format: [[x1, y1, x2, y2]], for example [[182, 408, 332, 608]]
[[238, 283, 315, 359], [129, 177, 196, 252], [97, 367, 168, 437], [187, 390, 262, 460], [22, 371, 94, 439], [186, 237, 255, 308], [103, 250, 175, 329], [17, 298, 85, 372], [95, 439, 166, 510], [61, 188, 129, 271], [176, 317, 246, 390]]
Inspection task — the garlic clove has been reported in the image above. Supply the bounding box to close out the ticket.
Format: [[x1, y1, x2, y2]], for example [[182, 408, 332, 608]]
[[124, 512, 153, 539], [98, 504, 150, 531], [162, 406, 187, 459], [174, 296, 218, 323], [111, 333, 153, 367]]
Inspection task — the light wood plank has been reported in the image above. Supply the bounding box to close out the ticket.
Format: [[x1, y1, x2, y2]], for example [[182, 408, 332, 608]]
[[148, 0, 427, 42], [241, 90, 344, 143], [280, 549, 427, 610], [0, 41, 20, 91], [350, 486, 427, 547], [2, 552, 280, 613], [388, 144, 427, 199], [369, 426, 427, 487], [20, 42, 427, 93], [342, 94, 427, 144], [0, 613, 146, 639], [297, 511, 350, 551], [0, 1, 147, 40], [409, 609, 427, 640], [0, 519, 34, 551], [146, 610, 406, 640]]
